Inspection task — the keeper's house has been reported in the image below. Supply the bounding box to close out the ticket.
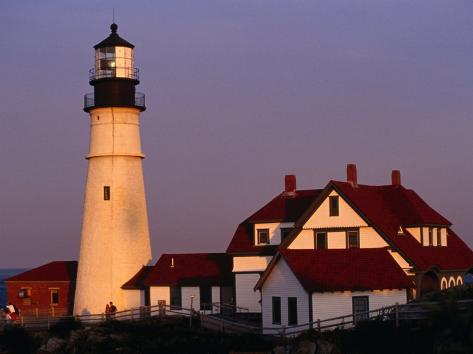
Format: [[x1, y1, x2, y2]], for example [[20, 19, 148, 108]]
[[226, 164, 473, 331]]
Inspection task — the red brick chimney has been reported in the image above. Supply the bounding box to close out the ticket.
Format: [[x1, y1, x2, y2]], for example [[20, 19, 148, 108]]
[[392, 170, 401, 187], [284, 175, 296, 195], [347, 164, 358, 187]]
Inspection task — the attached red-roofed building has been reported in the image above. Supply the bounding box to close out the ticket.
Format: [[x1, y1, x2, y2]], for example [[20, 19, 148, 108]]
[[5, 261, 77, 317], [122, 253, 233, 313], [255, 248, 413, 333]]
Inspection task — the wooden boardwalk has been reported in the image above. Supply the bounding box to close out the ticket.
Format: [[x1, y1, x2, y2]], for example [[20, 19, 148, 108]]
[[2, 299, 472, 337]]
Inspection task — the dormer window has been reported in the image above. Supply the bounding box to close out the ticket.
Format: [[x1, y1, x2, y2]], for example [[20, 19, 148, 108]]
[[257, 229, 270, 245], [329, 196, 339, 216]]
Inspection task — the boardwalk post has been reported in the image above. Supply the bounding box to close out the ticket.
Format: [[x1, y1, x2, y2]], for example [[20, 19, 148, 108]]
[[317, 319, 321, 332], [47, 316, 50, 330], [395, 302, 399, 328]]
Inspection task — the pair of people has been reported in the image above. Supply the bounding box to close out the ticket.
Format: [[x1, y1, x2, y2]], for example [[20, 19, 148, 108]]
[[105, 301, 117, 319]]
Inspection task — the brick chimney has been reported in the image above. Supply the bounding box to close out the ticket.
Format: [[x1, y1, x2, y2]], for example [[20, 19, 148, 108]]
[[392, 170, 401, 187], [346, 164, 358, 187], [284, 175, 296, 195]]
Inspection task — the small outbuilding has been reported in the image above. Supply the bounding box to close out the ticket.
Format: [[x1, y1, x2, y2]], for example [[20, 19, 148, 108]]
[[5, 261, 77, 317]]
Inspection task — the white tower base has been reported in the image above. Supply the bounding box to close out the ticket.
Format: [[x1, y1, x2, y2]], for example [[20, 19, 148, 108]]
[[74, 107, 152, 315]]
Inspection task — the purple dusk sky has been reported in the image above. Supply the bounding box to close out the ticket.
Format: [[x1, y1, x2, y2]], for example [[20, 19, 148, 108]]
[[0, 1, 472, 268]]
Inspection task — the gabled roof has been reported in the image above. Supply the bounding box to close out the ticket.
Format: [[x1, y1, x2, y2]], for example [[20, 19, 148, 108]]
[[328, 181, 473, 271], [122, 266, 153, 290], [5, 261, 77, 282], [143, 253, 233, 287], [256, 248, 413, 292], [226, 189, 323, 254]]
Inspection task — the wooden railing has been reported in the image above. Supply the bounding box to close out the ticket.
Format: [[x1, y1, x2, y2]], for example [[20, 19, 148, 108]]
[[3, 299, 472, 336]]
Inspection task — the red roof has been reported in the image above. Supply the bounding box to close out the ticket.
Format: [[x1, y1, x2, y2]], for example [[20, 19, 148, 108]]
[[226, 189, 322, 254], [331, 181, 473, 271], [5, 261, 77, 282], [144, 253, 232, 287], [122, 266, 153, 289], [276, 248, 413, 292]]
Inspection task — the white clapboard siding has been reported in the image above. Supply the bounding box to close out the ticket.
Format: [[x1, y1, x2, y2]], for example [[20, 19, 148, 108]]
[[212, 286, 220, 304], [312, 289, 407, 326], [288, 229, 313, 249], [182, 286, 200, 311], [261, 258, 309, 334], [150, 286, 170, 306], [303, 191, 367, 229], [123, 289, 144, 308], [233, 256, 272, 272], [235, 273, 262, 312]]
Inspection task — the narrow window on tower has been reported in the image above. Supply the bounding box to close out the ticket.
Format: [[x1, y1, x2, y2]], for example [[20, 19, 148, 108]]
[[428, 227, 433, 246], [104, 186, 111, 201]]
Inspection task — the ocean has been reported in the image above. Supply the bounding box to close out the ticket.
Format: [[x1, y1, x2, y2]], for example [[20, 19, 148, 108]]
[[0, 269, 26, 308]]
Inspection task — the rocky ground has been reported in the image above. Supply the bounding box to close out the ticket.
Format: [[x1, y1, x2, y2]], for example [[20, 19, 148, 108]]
[[0, 317, 339, 354]]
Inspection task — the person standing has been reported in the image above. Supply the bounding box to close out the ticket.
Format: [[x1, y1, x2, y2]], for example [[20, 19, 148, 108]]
[[109, 302, 117, 319], [105, 303, 111, 320]]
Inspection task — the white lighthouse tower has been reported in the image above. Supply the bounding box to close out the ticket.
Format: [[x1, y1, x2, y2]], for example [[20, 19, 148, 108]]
[[74, 23, 152, 315]]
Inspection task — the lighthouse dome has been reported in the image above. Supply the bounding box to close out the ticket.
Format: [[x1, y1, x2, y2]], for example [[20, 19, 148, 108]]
[[94, 23, 134, 49]]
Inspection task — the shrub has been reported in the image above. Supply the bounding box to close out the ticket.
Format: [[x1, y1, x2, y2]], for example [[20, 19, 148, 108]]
[[0, 326, 38, 354], [49, 317, 83, 338]]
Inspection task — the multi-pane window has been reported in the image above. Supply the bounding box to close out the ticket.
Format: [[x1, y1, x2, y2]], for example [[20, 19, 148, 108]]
[[329, 196, 339, 216], [104, 186, 111, 200], [315, 232, 327, 250], [272, 297, 281, 324], [98, 47, 116, 71], [19, 287, 31, 298], [200, 286, 212, 311], [280, 228, 293, 242], [347, 231, 360, 248], [437, 228, 442, 246], [170, 287, 182, 310], [428, 227, 433, 246], [288, 297, 298, 325], [257, 229, 270, 245], [352, 296, 369, 322], [50, 289, 59, 305]]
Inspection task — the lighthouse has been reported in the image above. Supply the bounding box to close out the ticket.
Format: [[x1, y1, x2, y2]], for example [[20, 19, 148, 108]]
[[74, 23, 152, 315]]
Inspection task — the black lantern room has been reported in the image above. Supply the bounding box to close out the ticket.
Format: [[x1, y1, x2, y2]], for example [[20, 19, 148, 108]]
[[84, 23, 145, 112]]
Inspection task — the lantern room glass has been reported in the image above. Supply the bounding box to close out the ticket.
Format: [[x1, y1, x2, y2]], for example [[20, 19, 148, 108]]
[[95, 46, 134, 79]]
